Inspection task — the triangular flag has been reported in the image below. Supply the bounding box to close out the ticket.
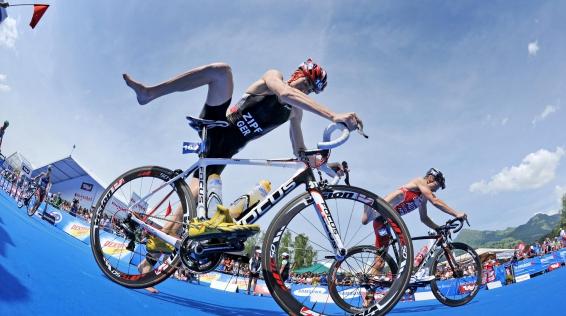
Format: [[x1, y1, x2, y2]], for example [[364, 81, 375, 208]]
[[164, 202, 172, 217], [29, 4, 49, 29]]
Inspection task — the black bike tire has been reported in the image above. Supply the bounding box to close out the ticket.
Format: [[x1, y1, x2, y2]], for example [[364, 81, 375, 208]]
[[261, 185, 413, 316], [328, 245, 399, 314], [430, 242, 482, 307], [26, 193, 38, 216], [89, 166, 194, 289]]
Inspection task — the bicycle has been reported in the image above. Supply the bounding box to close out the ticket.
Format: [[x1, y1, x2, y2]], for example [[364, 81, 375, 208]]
[[328, 217, 481, 313], [17, 180, 40, 216], [89, 116, 414, 316]]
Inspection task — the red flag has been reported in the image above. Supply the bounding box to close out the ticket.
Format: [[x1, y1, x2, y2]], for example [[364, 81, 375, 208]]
[[164, 202, 172, 217], [29, 4, 49, 29]]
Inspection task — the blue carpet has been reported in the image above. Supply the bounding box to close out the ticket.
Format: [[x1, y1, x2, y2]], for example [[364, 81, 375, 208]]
[[1, 190, 564, 315]]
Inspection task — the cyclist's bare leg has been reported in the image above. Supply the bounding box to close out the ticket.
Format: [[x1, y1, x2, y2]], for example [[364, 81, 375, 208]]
[[160, 177, 198, 235], [137, 260, 159, 294], [123, 63, 233, 106]]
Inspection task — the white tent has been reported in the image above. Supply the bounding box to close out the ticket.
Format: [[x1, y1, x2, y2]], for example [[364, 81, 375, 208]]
[[31, 156, 107, 210]]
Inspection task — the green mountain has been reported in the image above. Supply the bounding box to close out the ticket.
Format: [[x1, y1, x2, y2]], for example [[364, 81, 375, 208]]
[[455, 213, 560, 248]]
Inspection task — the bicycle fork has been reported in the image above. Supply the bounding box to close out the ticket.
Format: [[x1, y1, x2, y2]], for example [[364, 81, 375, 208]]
[[308, 187, 347, 260]]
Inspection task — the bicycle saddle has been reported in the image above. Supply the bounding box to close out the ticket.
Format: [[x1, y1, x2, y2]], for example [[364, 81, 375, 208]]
[[186, 116, 229, 132]]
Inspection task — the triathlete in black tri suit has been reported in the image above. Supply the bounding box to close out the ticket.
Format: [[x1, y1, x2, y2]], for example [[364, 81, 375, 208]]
[[123, 58, 361, 236], [123, 60, 361, 291]]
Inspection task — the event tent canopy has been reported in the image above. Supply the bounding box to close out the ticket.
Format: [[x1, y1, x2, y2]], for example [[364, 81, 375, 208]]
[[293, 263, 329, 274], [31, 156, 105, 186]]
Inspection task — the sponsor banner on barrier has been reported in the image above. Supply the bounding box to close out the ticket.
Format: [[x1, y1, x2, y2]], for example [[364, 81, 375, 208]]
[[99, 236, 132, 257], [513, 257, 544, 276], [64, 222, 90, 242], [540, 253, 560, 269], [293, 286, 327, 297], [199, 272, 223, 283], [547, 262, 561, 271], [515, 274, 530, 283], [458, 282, 476, 294], [414, 291, 435, 301], [486, 281, 503, 290]]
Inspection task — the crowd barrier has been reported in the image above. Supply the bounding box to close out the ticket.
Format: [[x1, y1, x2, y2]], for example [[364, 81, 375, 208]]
[[4, 183, 566, 304]]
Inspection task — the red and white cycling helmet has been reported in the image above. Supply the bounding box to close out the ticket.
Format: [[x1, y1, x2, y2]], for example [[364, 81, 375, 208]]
[[289, 58, 328, 94]]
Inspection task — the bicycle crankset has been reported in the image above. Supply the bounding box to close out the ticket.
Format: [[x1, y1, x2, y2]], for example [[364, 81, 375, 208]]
[[179, 233, 249, 274]]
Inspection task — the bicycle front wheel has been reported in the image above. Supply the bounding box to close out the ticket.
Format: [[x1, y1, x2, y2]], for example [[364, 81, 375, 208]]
[[262, 185, 413, 316], [90, 166, 194, 289], [26, 194, 38, 216], [430, 242, 482, 306]]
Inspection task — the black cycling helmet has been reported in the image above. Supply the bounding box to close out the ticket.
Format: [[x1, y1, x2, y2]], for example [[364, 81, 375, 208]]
[[3, 120, 8, 127], [426, 168, 445, 189]]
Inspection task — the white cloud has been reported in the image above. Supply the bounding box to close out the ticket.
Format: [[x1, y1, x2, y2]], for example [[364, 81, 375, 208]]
[[470, 147, 565, 194], [482, 114, 509, 127], [528, 40, 539, 56], [532, 105, 559, 125], [0, 17, 18, 48], [0, 73, 9, 92]]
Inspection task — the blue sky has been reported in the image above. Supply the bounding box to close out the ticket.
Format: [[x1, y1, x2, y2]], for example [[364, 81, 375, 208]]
[[1, 1, 565, 237]]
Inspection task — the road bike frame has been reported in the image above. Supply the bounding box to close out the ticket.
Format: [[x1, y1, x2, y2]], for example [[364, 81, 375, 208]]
[[122, 125, 348, 259]]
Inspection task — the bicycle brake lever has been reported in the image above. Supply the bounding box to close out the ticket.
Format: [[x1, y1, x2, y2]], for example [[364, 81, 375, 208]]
[[357, 126, 369, 139], [341, 161, 351, 186]]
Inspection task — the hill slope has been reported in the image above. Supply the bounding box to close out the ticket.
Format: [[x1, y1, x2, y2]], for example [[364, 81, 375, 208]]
[[455, 213, 560, 248]]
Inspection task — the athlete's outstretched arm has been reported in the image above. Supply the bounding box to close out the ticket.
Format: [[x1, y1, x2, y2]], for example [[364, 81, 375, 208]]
[[289, 107, 307, 157], [418, 203, 439, 230], [262, 70, 361, 130], [417, 180, 466, 219]]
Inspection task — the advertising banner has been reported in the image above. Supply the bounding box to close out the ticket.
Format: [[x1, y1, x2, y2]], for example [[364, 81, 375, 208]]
[[513, 257, 543, 276], [540, 253, 560, 269], [63, 222, 91, 243]]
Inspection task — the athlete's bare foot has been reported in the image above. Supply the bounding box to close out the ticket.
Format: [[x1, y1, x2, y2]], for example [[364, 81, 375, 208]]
[[144, 287, 159, 294], [123, 73, 152, 105]]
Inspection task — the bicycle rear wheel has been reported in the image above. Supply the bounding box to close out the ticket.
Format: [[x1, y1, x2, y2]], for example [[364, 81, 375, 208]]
[[430, 242, 482, 306], [262, 185, 413, 316], [90, 166, 194, 289]]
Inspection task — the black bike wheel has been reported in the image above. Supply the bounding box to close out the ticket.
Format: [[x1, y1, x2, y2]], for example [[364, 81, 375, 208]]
[[26, 194, 38, 216], [262, 185, 413, 316], [430, 242, 482, 307], [328, 245, 398, 314], [90, 166, 194, 289]]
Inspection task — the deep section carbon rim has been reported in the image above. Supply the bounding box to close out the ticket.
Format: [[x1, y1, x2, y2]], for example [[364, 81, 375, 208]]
[[262, 185, 413, 316], [90, 166, 193, 289]]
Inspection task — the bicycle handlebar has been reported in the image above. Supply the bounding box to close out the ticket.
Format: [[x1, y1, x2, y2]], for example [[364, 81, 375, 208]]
[[317, 123, 350, 150], [443, 216, 469, 234]]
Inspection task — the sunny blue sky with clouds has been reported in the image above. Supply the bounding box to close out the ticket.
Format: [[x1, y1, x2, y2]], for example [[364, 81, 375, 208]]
[[1, 1, 565, 236]]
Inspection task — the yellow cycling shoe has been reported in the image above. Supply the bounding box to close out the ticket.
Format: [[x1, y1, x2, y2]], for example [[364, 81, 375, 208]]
[[146, 235, 175, 253], [188, 222, 260, 238], [188, 205, 260, 238]]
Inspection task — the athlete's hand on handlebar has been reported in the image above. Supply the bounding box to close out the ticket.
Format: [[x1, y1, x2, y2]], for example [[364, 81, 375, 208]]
[[333, 112, 362, 132]]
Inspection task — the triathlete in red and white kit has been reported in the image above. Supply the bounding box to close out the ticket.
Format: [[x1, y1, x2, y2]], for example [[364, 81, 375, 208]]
[[362, 168, 467, 248]]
